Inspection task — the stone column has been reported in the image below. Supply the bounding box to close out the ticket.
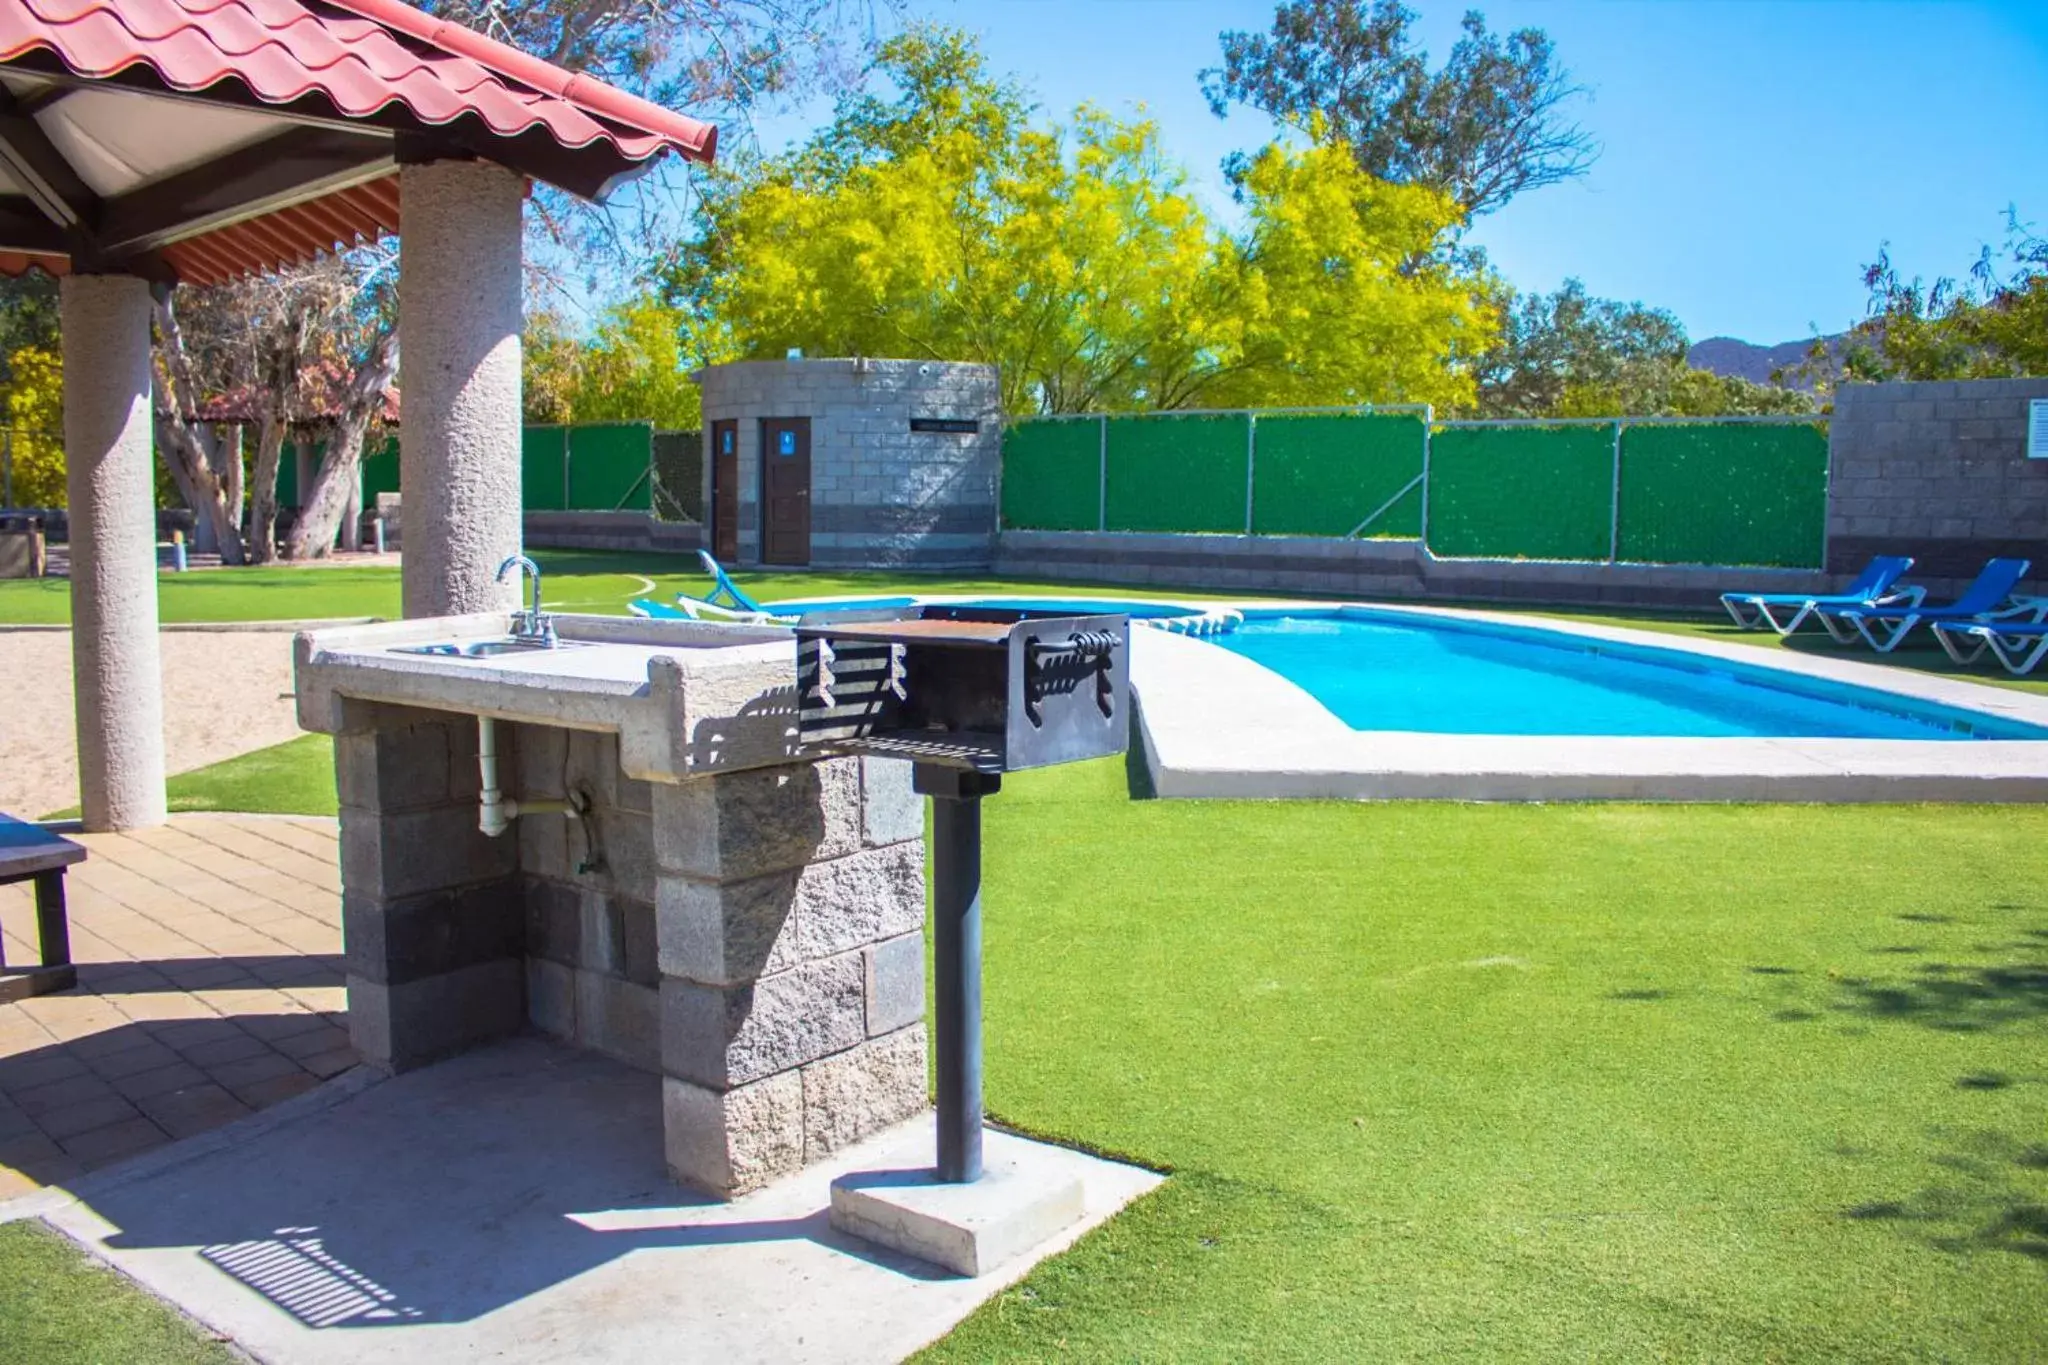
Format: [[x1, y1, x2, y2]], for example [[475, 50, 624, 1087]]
[[62, 274, 166, 831], [656, 757, 930, 1198], [398, 159, 525, 618]]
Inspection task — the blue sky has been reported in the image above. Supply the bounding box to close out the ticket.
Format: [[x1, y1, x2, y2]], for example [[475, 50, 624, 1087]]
[[745, 0, 2048, 347]]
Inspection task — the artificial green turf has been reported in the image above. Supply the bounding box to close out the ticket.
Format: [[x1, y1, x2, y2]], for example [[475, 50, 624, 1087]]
[[0, 550, 1197, 625], [141, 732, 2048, 1358], [919, 758, 2048, 1362], [0, 1220, 237, 1364], [40, 733, 339, 820]]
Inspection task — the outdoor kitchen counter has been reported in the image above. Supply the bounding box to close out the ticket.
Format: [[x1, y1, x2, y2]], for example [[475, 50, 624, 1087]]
[[294, 611, 804, 782]]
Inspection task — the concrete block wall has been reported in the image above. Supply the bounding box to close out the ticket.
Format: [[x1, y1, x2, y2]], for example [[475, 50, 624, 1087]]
[[696, 358, 1002, 570], [521, 510, 702, 557], [336, 701, 930, 1200], [993, 530, 1827, 612], [1827, 377, 2048, 593]]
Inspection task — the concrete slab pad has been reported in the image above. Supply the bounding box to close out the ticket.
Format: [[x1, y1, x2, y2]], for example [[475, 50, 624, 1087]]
[[14, 1036, 1161, 1365], [830, 1130, 1086, 1277]]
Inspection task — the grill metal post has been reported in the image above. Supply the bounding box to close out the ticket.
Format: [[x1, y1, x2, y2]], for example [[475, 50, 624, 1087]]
[[917, 763, 1002, 1183]]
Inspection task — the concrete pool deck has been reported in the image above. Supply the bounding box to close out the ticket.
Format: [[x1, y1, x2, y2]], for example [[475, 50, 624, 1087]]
[[1130, 603, 2048, 802]]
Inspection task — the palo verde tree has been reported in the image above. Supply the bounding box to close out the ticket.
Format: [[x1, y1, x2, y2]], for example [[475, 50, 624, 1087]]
[[666, 26, 1492, 414], [1202, 0, 1595, 219]]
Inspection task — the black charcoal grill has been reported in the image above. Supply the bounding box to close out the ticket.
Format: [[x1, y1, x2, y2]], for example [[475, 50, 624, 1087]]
[[794, 607, 1131, 1183]]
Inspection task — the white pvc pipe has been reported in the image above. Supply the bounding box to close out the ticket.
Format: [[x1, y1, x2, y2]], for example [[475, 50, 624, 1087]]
[[477, 715, 574, 837], [478, 715, 510, 837]]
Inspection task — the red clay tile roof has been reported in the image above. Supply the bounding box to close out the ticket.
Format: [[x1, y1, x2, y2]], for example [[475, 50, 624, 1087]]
[[0, 0, 717, 284]]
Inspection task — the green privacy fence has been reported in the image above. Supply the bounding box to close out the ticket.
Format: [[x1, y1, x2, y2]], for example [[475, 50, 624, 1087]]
[[1000, 407, 1433, 538], [1001, 409, 1829, 569], [283, 422, 655, 514], [1616, 422, 1828, 568], [1425, 423, 1616, 561]]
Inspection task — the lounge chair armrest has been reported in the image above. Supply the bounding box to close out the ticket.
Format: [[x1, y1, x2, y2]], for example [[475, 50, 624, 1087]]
[[1874, 585, 1927, 608], [1988, 596, 2048, 622]]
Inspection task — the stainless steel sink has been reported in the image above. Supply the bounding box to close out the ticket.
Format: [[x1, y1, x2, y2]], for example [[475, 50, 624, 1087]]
[[393, 638, 588, 660]]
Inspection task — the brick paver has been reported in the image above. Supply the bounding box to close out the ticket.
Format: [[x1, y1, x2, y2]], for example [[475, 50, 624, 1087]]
[[0, 814, 347, 1198]]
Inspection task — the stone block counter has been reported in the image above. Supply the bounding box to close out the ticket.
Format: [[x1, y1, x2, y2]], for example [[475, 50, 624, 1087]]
[[295, 612, 928, 1197]]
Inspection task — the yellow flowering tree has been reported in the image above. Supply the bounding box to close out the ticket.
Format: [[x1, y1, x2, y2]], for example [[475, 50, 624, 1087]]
[[3, 343, 64, 506], [667, 26, 1491, 414]]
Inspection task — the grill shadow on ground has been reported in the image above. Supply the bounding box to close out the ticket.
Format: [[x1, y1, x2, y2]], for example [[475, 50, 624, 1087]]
[[66, 1036, 948, 1337]]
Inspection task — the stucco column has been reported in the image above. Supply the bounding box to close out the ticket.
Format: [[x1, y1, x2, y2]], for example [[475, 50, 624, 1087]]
[[62, 274, 166, 830], [398, 159, 525, 618]]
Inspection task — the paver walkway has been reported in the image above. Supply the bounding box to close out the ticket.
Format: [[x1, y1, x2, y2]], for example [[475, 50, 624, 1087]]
[[0, 814, 348, 1199]]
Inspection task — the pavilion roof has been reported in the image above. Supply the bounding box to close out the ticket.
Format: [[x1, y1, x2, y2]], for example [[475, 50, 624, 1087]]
[[0, 0, 718, 285]]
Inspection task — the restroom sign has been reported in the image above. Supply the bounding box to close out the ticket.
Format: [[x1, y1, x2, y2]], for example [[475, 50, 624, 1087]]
[[778, 430, 798, 456], [2031, 399, 2048, 459]]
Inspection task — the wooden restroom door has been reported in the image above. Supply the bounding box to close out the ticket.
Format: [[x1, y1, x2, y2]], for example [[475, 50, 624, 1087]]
[[710, 419, 739, 562], [759, 416, 811, 566]]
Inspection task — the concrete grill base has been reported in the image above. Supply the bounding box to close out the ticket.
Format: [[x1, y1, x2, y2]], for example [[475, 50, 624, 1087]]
[[13, 1038, 1164, 1364]]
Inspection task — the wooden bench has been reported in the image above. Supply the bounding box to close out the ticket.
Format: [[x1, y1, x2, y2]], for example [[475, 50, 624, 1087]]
[[0, 813, 81, 1003]]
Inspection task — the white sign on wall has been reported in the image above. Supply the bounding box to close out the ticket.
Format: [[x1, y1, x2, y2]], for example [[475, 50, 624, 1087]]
[[2031, 398, 2048, 459]]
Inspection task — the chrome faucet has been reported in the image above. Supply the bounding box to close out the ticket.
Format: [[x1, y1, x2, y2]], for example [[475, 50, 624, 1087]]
[[497, 554, 556, 646]]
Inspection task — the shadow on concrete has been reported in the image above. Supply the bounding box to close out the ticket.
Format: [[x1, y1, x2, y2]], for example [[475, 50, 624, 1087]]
[[0, 1013, 348, 1182], [69, 955, 344, 993], [77, 1036, 943, 1329]]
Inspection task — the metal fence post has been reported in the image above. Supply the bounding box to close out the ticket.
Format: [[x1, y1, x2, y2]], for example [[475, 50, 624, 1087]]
[[1418, 406, 1433, 552], [1608, 419, 1624, 564], [1097, 415, 1108, 533], [1244, 414, 1257, 535]]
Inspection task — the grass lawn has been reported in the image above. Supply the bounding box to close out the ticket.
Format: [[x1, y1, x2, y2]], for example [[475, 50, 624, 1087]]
[[141, 735, 2048, 1360], [0, 1220, 235, 1363], [0, 550, 1197, 626], [928, 760, 2048, 1361]]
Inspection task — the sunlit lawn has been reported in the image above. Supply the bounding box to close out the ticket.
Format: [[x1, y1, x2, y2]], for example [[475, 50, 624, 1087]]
[[124, 738, 2048, 1361]]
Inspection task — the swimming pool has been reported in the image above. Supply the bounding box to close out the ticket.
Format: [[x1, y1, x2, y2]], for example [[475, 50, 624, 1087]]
[[772, 593, 2045, 744], [1212, 610, 2048, 741]]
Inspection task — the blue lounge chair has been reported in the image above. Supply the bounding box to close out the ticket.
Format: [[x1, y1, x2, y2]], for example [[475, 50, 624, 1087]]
[[663, 551, 791, 623], [1820, 557, 2041, 652], [627, 598, 689, 620], [1932, 618, 2048, 676], [1721, 555, 1919, 635]]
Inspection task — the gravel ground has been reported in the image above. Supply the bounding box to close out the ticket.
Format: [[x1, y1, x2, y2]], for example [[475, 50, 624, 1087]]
[[0, 628, 303, 818]]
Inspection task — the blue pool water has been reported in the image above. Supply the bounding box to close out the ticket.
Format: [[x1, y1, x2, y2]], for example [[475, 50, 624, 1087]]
[[1211, 611, 2047, 741]]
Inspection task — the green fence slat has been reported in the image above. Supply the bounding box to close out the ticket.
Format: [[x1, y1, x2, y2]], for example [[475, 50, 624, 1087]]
[[1105, 414, 1248, 534], [1000, 421, 1101, 530], [1617, 422, 1828, 568], [1251, 413, 1426, 537], [358, 436, 399, 511], [1426, 425, 1615, 560], [567, 422, 653, 511], [275, 442, 300, 509], [520, 426, 568, 511]]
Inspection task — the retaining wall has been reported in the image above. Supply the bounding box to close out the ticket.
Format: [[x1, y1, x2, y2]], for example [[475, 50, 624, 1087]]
[[993, 530, 1830, 612], [521, 510, 702, 556]]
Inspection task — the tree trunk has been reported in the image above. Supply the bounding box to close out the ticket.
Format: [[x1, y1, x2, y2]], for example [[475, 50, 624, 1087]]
[[247, 414, 286, 564], [150, 289, 248, 564], [283, 327, 398, 561]]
